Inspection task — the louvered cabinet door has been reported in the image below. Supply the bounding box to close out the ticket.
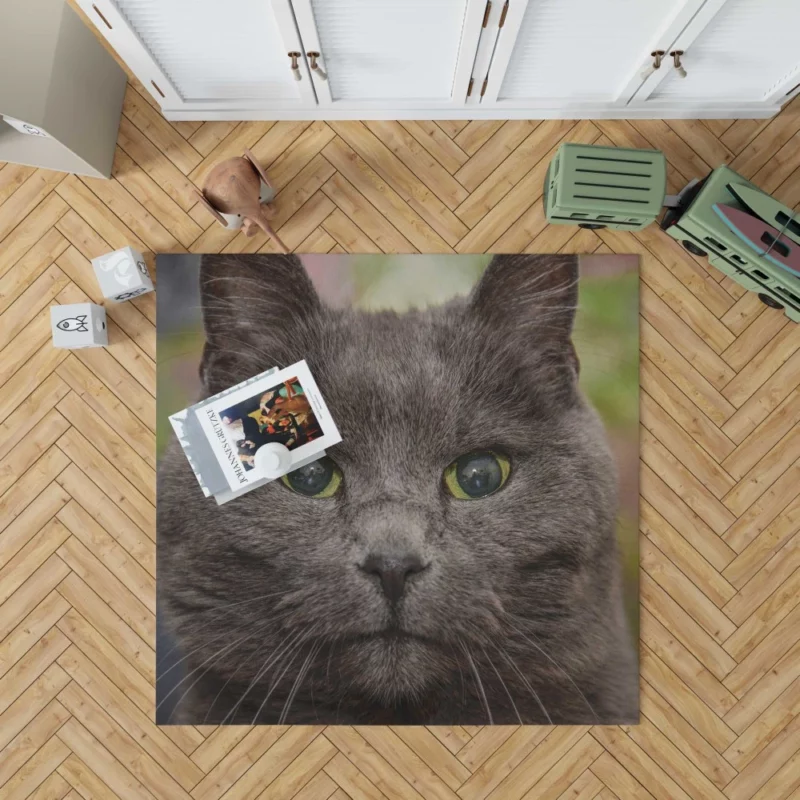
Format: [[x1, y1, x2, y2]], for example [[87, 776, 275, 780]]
[[633, 0, 800, 110], [284, 0, 486, 108], [479, 0, 707, 110], [75, 0, 316, 112]]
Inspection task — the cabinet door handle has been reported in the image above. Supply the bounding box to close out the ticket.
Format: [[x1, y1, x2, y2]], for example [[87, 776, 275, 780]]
[[307, 52, 327, 81], [640, 50, 665, 81], [670, 50, 687, 78], [288, 51, 302, 81]]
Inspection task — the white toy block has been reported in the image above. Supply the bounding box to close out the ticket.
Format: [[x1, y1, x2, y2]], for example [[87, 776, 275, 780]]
[[91, 246, 154, 302], [50, 303, 107, 349]]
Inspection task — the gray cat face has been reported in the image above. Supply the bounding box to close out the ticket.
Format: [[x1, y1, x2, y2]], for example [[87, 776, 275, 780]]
[[159, 254, 632, 722]]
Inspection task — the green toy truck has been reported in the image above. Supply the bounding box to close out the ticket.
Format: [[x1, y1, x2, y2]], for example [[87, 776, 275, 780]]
[[544, 143, 800, 322], [660, 165, 800, 322]]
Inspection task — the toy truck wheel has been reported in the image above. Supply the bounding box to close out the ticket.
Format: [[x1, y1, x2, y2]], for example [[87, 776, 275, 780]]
[[578, 223, 607, 229], [758, 293, 784, 310], [682, 240, 707, 257]]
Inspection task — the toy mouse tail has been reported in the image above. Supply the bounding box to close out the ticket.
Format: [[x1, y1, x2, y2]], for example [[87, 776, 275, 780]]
[[254, 214, 289, 254]]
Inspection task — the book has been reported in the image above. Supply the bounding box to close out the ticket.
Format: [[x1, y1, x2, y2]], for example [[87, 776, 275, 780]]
[[169, 360, 341, 504]]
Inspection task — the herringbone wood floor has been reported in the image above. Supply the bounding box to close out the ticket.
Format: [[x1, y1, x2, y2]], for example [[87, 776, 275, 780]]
[[2, 58, 800, 799]]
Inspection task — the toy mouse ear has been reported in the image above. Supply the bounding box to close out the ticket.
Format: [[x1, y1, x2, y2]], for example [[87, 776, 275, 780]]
[[194, 189, 228, 227], [243, 148, 273, 190]]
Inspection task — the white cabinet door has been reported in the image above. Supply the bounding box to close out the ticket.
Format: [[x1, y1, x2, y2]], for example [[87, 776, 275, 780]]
[[76, 0, 316, 111], [480, 0, 707, 110], [634, 0, 800, 110], [279, 0, 486, 108]]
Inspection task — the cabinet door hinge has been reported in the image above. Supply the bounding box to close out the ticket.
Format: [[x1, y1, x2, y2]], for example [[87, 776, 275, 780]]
[[480, 77, 488, 97], [482, 0, 492, 27], [467, 77, 474, 97], [499, 0, 509, 27]]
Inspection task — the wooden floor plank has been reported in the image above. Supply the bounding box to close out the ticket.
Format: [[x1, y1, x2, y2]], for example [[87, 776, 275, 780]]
[[0, 193, 69, 280], [454, 119, 575, 230], [0, 229, 69, 315], [641, 500, 736, 609], [399, 120, 469, 174], [116, 115, 200, 211], [364, 120, 469, 210], [187, 122, 238, 158], [0, 163, 36, 207], [325, 129, 461, 250], [111, 147, 203, 248], [57, 681, 193, 800], [0, 170, 65, 243], [56, 718, 159, 800], [0, 698, 70, 791], [639, 680, 736, 790], [321, 173, 414, 253], [121, 86, 202, 176], [263, 121, 336, 191]]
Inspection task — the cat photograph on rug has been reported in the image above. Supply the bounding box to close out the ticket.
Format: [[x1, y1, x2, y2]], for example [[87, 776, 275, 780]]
[[156, 252, 639, 725]]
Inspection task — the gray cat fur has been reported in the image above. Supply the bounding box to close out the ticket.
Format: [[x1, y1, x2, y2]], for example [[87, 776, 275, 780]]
[[157, 253, 638, 725]]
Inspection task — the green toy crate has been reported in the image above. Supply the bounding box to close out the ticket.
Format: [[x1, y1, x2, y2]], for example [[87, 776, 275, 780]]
[[544, 143, 667, 231], [660, 165, 800, 322]]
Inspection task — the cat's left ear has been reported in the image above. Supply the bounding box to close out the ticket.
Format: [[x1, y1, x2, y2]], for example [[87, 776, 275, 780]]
[[469, 254, 580, 375], [198, 253, 322, 393]]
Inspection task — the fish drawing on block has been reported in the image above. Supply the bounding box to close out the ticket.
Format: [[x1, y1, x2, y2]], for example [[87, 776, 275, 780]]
[[713, 204, 800, 277], [56, 315, 89, 332]]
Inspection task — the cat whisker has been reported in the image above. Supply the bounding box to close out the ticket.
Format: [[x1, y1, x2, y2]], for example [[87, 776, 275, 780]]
[[278, 640, 322, 724], [202, 640, 265, 724], [225, 623, 321, 725], [446, 641, 467, 707], [251, 649, 302, 725], [157, 620, 270, 717], [165, 629, 271, 725], [221, 625, 310, 725], [159, 590, 294, 640], [459, 638, 493, 725], [526, 305, 580, 313], [157, 614, 258, 679], [201, 342, 286, 372], [505, 618, 598, 722], [251, 626, 320, 724], [529, 267, 579, 294], [203, 274, 297, 295], [496, 644, 552, 725], [482, 644, 522, 726], [157, 602, 300, 678], [325, 637, 340, 688]]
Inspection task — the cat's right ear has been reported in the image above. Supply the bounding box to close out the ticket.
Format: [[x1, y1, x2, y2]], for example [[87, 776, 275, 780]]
[[470, 254, 579, 346], [198, 254, 322, 394], [469, 254, 581, 396]]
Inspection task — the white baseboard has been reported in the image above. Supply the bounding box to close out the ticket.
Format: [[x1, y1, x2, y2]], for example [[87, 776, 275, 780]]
[[162, 104, 781, 122]]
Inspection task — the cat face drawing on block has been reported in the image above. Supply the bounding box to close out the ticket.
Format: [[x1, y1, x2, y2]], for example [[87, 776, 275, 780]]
[[158, 254, 638, 725]]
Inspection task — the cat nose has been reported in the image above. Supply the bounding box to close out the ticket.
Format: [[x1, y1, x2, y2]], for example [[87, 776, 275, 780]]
[[360, 553, 428, 604]]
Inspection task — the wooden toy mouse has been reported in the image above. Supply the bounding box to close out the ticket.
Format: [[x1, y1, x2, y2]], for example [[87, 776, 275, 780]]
[[195, 148, 288, 253]]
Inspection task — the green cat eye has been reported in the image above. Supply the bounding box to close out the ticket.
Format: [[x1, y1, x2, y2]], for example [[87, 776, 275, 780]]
[[444, 452, 511, 500], [280, 456, 342, 499]]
